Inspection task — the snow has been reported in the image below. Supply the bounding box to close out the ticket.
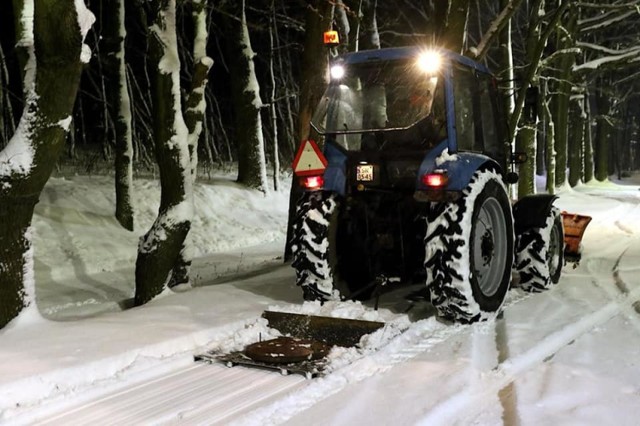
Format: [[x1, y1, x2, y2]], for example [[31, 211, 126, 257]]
[[1, 172, 640, 424], [75, 0, 95, 64]]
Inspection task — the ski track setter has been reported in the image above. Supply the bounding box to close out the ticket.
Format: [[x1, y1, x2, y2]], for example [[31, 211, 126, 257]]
[[198, 32, 592, 377]]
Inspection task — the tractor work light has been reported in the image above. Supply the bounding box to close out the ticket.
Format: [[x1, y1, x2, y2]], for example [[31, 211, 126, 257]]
[[416, 50, 441, 74], [330, 64, 345, 80], [323, 30, 340, 46], [422, 170, 448, 188], [300, 175, 325, 190]]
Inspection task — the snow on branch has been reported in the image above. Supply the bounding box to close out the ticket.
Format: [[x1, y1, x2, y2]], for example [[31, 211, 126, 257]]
[[578, 9, 638, 32], [577, 42, 640, 56], [577, 1, 640, 10], [75, 0, 96, 63], [470, 0, 524, 60], [573, 46, 640, 72]]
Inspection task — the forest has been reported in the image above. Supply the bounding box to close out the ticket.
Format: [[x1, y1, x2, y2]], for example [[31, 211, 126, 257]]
[[1, 0, 639, 330]]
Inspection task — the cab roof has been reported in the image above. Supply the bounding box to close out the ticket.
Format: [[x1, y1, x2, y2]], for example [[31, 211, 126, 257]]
[[338, 46, 492, 75]]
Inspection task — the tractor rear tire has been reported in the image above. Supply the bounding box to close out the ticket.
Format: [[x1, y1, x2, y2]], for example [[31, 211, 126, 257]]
[[515, 207, 564, 292], [291, 192, 374, 301], [424, 169, 514, 323]]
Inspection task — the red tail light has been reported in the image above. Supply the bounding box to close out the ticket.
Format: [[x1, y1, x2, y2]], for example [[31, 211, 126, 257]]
[[300, 175, 324, 190], [422, 171, 448, 188]]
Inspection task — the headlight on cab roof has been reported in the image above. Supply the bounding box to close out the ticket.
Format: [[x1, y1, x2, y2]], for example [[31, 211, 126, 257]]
[[416, 50, 441, 74]]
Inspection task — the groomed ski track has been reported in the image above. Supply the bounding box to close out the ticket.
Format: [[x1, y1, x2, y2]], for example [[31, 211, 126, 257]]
[[31, 241, 640, 426]]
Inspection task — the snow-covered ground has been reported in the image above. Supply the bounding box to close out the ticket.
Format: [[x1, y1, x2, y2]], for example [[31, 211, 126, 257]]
[[1, 172, 640, 425]]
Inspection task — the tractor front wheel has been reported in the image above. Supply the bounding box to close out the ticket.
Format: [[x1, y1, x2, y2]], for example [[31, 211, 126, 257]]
[[515, 207, 564, 292]]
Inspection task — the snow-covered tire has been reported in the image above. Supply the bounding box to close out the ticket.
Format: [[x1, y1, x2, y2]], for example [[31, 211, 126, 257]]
[[424, 169, 514, 323], [291, 192, 374, 302], [515, 207, 564, 292], [290, 192, 341, 301]]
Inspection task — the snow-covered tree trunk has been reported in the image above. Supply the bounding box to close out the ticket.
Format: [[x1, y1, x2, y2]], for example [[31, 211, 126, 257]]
[[169, 0, 212, 288], [103, 0, 135, 231], [516, 119, 537, 196], [135, 0, 193, 305], [268, 5, 280, 192], [225, 0, 268, 193], [0, 0, 94, 329]]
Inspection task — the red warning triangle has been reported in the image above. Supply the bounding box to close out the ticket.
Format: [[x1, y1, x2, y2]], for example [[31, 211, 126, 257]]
[[292, 140, 328, 176]]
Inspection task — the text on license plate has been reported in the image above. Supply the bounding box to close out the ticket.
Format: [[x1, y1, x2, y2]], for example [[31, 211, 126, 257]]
[[356, 164, 374, 181]]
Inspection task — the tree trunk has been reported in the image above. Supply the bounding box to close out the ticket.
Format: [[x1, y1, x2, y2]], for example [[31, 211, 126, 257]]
[[297, 0, 334, 145], [543, 82, 556, 194], [359, 0, 380, 50], [224, 0, 268, 192], [583, 86, 594, 182], [514, 0, 544, 197], [568, 93, 585, 186], [103, 0, 135, 231], [497, 0, 515, 116], [269, 5, 280, 192], [516, 122, 536, 196], [0, 0, 91, 328], [135, 0, 193, 305], [11, 0, 28, 94], [443, 0, 470, 53], [594, 84, 611, 182], [551, 8, 578, 188], [169, 0, 212, 289]]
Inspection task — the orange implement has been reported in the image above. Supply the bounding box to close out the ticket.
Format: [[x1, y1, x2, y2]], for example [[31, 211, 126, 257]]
[[561, 212, 592, 263]]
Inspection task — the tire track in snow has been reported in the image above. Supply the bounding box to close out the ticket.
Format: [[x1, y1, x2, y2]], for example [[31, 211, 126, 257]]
[[33, 262, 632, 426], [417, 247, 640, 426]]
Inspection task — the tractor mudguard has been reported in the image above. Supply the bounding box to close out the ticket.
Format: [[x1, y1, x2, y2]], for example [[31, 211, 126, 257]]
[[512, 194, 558, 232], [322, 142, 348, 195], [416, 142, 500, 191]]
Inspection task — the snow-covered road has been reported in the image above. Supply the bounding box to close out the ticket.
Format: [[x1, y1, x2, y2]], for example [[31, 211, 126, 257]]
[[4, 179, 640, 425], [35, 230, 640, 425]]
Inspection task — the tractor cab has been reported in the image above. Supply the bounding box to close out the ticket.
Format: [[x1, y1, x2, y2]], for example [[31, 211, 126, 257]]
[[311, 50, 447, 153], [309, 47, 508, 197]]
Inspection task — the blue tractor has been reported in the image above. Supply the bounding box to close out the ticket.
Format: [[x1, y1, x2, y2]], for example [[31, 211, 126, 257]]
[[291, 46, 565, 323]]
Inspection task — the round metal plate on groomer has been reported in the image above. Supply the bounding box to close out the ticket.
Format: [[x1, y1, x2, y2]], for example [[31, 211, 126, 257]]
[[244, 336, 330, 364]]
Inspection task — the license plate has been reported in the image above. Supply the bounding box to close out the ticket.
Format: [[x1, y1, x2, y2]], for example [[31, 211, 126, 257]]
[[356, 164, 374, 182]]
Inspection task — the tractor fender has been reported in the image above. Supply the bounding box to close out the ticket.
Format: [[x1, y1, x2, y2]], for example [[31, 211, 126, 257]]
[[416, 142, 501, 191], [512, 194, 558, 232], [322, 142, 348, 195]]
